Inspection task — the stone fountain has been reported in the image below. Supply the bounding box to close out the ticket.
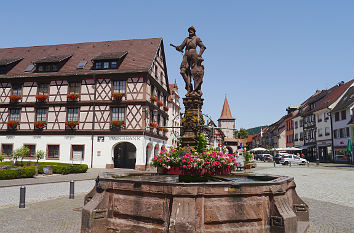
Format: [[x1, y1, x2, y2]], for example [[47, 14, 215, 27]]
[[81, 27, 309, 233]]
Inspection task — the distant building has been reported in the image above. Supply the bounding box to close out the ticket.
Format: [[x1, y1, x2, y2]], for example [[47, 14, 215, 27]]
[[331, 86, 354, 164], [285, 106, 298, 147], [218, 97, 237, 153], [166, 83, 181, 149]]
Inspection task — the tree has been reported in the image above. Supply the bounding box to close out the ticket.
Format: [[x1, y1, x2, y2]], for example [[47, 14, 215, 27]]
[[12, 146, 30, 166], [236, 128, 249, 139], [196, 133, 208, 153], [35, 150, 45, 164], [0, 153, 5, 162]]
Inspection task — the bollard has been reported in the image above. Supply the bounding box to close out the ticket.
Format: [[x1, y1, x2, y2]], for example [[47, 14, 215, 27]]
[[307, 161, 310, 167], [273, 161, 276, 167], [289, 162, 291, 167], [69, 180, 75, 199], [19, 186, 26, 208]]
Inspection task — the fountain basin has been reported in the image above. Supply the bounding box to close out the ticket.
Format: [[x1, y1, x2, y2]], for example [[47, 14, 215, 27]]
[[81, 172, 309, 233]]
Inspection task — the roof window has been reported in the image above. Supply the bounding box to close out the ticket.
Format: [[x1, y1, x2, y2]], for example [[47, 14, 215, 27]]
[[92, 51, 127, 70], [34, 54, 72, 73], [0, 57, 23, 74]]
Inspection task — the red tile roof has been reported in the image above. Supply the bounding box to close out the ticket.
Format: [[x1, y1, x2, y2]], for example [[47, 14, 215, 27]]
[[218, 97, 235, 120], [314, 79, 354, 111], [0, 38, 162, 78]]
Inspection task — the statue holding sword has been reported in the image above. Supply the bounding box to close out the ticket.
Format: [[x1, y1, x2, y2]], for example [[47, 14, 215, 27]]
[[171, 26, 206, 96]]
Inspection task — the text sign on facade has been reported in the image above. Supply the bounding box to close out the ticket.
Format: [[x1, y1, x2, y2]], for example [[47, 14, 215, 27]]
[[109, 136, 141, 141]]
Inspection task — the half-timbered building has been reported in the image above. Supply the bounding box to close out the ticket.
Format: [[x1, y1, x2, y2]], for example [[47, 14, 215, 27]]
[[0, 38, 171, 169]]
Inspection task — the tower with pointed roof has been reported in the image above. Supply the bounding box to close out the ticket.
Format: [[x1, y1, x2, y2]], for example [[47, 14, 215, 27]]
[[218, 97, 237, 153]]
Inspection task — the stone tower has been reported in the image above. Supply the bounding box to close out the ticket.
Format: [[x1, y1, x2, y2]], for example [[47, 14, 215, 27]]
[[218, 97, 237, 153]]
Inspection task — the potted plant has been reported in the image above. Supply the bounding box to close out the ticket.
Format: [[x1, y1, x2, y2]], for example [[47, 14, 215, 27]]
[[152, 149, 239, 176], [65, 120, 79, 129], [163, 106, 169, 111], [111, 120, 124, 128], [157, 101, 164, 107], [67, 93, 79, 101], [9, 95, 21, 102], [35, 94, 49, 102], [149, 122, 158, 128], [163, 128, 168, 133], [34, 121, 47, 130], [151, 96, 158, 102], [7, 120, 19, 130], [244, 152, 253, 169], [157, 127, 163, 132], [112, 92, 124, 100]]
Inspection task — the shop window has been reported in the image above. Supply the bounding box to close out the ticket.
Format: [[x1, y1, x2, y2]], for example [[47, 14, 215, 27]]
[[71, 145, 84, 160], [47, 145, 59, 159], [1, 144, 13, 156]]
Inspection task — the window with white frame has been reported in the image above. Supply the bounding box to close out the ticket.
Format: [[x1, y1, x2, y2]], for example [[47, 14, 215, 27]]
[[318, 128, 323, 137], [36, 108, 47, 121], [318, 114, 322, 122], [67, 108, 79, 121], [37, 83, 49, 94], [9, 109, 20, 121], [113, 80, 126, 94], [341, 110, 346, 120], [111, 107, 125, 121], [12, 84, 22, 96], [325, 127, 330, 136], [68, 82, 81, 94]]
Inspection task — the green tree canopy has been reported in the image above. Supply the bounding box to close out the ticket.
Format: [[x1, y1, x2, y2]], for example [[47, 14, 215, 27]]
[[236, 128, 249, 139]]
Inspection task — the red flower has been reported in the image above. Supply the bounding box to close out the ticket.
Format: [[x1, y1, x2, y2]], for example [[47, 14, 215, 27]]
[[158, 127, 163, 131], [157, 101, 164, 107], [111, 120, 124, 127], [67, 93, 79, 100], [9, 95, 21, 102], [34, 121, 47, 128], [163, 128, 168, 132], [112, 92, 124, 100], [65, 121, 79, 128], [149, 122, 158, 128], [7, 120, 19, 128], [35, 94, 49, 102], [151, 96, 158, 102], [163, 106, 169, 111]]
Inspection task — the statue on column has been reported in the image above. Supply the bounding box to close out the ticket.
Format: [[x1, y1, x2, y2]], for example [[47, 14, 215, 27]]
[[171, 26, 206, 96]]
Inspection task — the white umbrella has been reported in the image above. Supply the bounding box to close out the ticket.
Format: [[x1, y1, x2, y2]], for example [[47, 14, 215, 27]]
[[249, 147, 267, 152], [284, 147, 302, 151]]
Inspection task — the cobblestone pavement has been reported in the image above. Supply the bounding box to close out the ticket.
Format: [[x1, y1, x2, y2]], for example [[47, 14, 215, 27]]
[[254, 162, 354, 232], [0, 194, 85, 233]]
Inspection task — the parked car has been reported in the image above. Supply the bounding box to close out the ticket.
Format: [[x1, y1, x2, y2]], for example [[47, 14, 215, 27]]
[[273, 153, 287, 164], [259, 154, 272, 162], [280, 154, 308, 165]]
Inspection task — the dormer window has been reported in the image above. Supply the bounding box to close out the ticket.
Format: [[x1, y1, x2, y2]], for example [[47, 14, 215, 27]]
[[34, 54, 72, 73], [0, 57, 23, 74], [92, 51, 127, 70]]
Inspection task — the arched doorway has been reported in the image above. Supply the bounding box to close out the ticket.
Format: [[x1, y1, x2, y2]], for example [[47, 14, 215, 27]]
[[154, 144, 159, 156], [113, 142, 136, 169]]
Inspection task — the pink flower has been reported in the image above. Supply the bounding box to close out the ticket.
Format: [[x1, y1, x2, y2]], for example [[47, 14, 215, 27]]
[[186, 153, 191, 156], [184, 155, 188, 159], [158, 159, 162, 161], [182, 159, 186, 163], [190, 158, 194, 162], [183, 165, 186, 168]]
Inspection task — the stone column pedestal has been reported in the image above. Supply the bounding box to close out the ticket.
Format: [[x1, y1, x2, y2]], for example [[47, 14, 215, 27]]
[[181, 94, 205, 150]]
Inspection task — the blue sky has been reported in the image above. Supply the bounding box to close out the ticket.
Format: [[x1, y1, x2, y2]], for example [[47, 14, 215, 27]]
[[1, 0, 354, 129]]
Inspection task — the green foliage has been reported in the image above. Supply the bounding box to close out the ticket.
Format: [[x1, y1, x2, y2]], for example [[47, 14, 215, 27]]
[[195, 133, 208, 153], [12, 146, 30, 165], [236, 128, 249, 139], [244, 151, 253, 164], [0, 167, 36, 180], [246, 125, 268, 135], [0, 154, 5, 163], [35, 150, 45, 164]]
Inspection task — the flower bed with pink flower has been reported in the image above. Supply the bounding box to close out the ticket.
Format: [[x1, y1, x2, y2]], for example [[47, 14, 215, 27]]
[[152, 149, 238, 176]]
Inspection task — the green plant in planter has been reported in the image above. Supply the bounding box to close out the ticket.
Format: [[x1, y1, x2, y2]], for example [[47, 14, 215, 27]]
[[244, 151, 252, 164], [35, 150, 45, 164], [12, 146, 30, 166]]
